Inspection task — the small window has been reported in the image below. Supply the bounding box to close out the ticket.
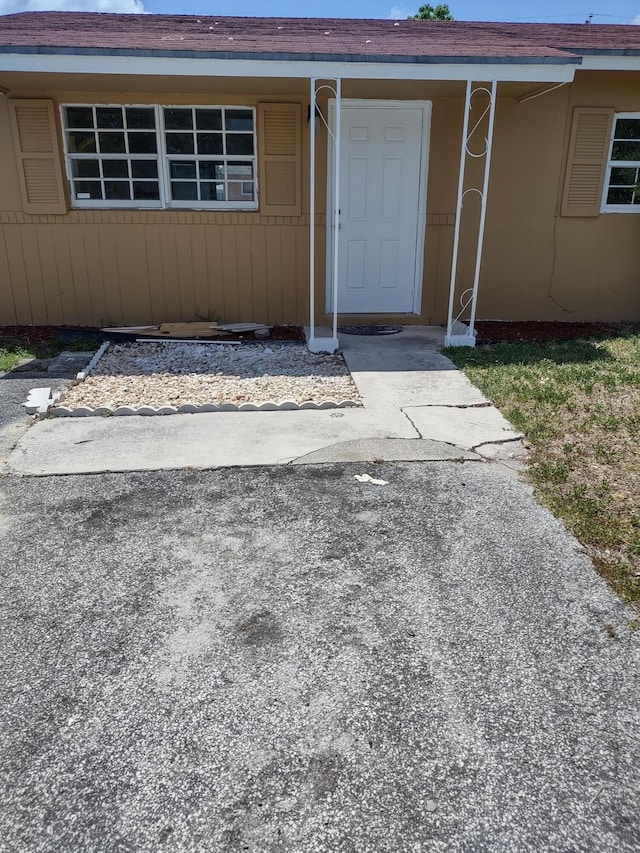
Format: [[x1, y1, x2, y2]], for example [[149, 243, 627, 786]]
[[161, 107, 257, 208], [602, 114, 640, 212], [63, 105, 161, 207], [61, 104, 258, 211]]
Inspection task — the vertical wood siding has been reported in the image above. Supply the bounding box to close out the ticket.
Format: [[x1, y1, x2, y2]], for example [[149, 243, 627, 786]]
[[0, 216, 315, 326]]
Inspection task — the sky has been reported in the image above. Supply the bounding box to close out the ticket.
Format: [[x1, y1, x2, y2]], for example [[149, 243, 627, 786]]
[[0, 0, 639, 25]]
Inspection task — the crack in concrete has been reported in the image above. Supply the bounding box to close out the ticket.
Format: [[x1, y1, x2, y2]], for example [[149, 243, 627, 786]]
[[401, 409, 423, 439], [403, 402, 492, 410], [472, 436, 526, 451]]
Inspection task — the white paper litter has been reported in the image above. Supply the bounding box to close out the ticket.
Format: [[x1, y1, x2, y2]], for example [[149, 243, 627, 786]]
[[354, 473, 389, 486]]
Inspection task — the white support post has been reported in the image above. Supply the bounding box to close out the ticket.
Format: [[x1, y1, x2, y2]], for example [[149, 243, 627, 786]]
[[331, 77, 341, 344], [446, 80, 472, 345], [308, 77, 340, 354], [309, 76, 316, 349], [445, 81, 498, 348], [467, 80, 497, 340]]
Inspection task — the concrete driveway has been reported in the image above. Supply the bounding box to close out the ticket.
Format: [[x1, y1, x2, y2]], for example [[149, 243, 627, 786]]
[[1, 462, 639, 852]]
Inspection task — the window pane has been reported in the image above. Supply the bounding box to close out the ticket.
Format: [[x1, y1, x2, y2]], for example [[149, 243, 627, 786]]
[[198, 160, 225, 180], [131, 160, 158, 178], [607, 187, 634, 205], [102, 159, 129, 178], [72, 159, 100, 178], [225, 109, 253, 131], [166, 133, 194, 154], [126, 107, 156, 129], [610, 167, 638, 185], [65, 107, 94, 129], [74, 180, 102, 199], [196, 108, 222, 130], [611, 140, 640, 161], [170, 161, 197, 179], [197, 133, 223, 155], [67, 131, 96, 153], [104, 181, 131, 200], [128, 132, 157, 154], [227, 162, 253, 180], [200, 182, 225, 201], [133, 181, 160, 200], [164, 108, 193, 130], [226, 134, 254, 155], [615, 119, 640, 140], [96, 107, 124, 129], [228, 182, 252, 201], [227, 181, 255, 201], [171, 181, 198, 201], [98, 132, 126, 154]]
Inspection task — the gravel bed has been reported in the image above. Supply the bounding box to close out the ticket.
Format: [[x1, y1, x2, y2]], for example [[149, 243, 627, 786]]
[[60, 342, 361, 410]]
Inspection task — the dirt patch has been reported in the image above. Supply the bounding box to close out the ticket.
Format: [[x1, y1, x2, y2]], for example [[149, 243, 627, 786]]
[[1, 324, 305, 345], [0, 326, 58, 345], [475, 321, 629, 343]]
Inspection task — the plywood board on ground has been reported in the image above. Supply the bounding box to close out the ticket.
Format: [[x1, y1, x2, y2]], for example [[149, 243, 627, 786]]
[[157, 323, 227, 338]]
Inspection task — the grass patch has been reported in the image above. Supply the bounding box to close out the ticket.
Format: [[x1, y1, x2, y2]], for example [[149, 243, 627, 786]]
[[445, 328, 640, 610], [0, 344, 34, 374]]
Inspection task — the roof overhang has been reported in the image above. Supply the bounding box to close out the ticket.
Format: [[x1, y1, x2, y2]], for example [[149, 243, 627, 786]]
[[0, 49, 580, 83], [578, 54, 640, 71]]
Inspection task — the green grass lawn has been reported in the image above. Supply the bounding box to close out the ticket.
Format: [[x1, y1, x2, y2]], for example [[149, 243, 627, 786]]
[[445, 328, 640, 615], [0, 343, 35, 374]]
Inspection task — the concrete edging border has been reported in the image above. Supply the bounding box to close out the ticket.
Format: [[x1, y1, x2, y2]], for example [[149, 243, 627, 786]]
[[48, 399, 360, 417]]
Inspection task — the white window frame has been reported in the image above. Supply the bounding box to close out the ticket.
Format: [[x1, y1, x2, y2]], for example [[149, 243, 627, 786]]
[[60, 103, 259, 212], [160, 105, 258, 211], [601, 112, 640, 214]]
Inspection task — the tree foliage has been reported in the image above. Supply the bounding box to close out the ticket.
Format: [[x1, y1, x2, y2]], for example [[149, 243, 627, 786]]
[[410, 4, 454, 20]]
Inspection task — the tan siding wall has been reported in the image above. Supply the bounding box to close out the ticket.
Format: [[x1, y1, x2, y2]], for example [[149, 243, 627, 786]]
[[0, 73, 639, 327], [0, 86, 317, 326], [0, 212, 320, 326], [478, 71, 640, 322], [0, 79, 461, 327]]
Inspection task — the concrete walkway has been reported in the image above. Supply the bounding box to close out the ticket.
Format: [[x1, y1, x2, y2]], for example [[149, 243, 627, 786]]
[[5, 327, 524, 476]]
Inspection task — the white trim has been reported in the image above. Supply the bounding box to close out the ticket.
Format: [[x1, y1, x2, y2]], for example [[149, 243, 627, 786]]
[[325, 98, 431, 316], [580, 55, 640, 72], [600, 111, 640, 214], [0, 52, 578, 83]]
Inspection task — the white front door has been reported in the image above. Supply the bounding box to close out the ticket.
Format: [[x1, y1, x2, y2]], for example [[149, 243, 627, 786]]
[[328, 100, 430, 314]]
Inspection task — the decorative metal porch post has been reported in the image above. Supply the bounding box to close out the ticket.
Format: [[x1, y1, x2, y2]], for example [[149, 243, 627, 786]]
[[445, 80, 497, 347]]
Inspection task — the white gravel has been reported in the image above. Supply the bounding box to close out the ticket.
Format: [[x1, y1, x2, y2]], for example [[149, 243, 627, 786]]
[[61, 342, 361, 410]]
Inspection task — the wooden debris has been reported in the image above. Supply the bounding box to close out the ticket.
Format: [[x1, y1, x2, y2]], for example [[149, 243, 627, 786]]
[[102, 322, 229, 339], [216, 322, 271, 333], [101, 325, 157, 333]]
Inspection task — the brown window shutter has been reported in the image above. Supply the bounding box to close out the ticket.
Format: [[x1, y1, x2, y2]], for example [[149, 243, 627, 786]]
[[258, 103, 302, 216], [561, 107, 614, 217], [9, 99, 67, 214]]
